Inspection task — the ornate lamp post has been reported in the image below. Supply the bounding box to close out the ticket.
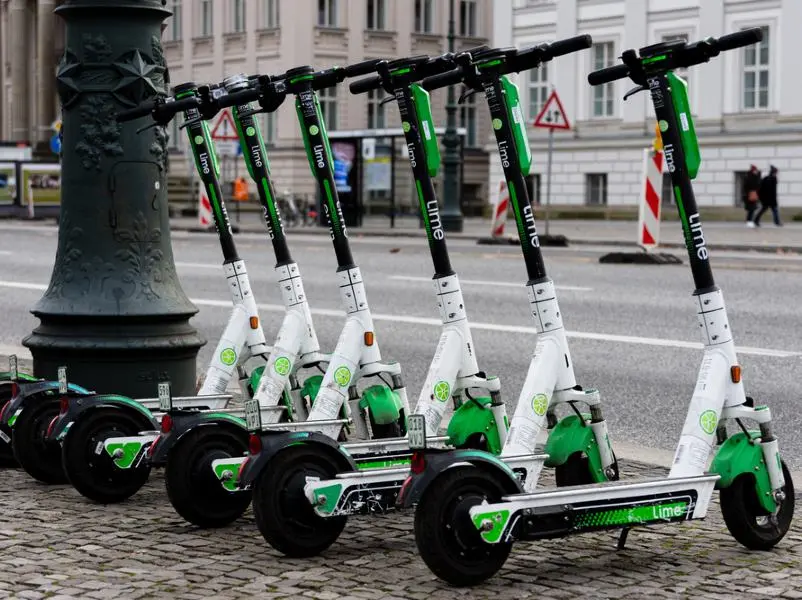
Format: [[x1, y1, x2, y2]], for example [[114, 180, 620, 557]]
[[23, 0, 204, 397], [440, 0, 464, 232]]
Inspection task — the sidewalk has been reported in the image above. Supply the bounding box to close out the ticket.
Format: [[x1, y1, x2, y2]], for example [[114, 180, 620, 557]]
[[173, 214, 802, 254]]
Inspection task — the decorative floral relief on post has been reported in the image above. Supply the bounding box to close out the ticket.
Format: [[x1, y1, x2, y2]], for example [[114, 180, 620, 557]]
[[150, 124, 169, 172], [75, 95, 124, 171], [114, 211, 166, 301], [42, 213, 84, 301]]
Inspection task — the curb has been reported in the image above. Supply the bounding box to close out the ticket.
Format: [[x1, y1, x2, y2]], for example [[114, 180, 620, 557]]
[[171, 223, 802, 255]]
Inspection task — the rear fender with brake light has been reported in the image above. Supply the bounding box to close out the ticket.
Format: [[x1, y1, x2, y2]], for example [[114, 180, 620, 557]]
[[48, 393, 157, 443], [1, 380, 93, 430], [145, 411, 248, 467], [395, 448, 523, 509], [236, 430, 357, 490]]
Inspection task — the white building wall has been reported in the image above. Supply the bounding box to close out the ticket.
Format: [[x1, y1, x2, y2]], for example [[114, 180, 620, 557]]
[[492, 0, 802, 208]]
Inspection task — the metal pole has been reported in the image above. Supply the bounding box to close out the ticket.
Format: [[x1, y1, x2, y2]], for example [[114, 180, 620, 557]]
[[439, 0, 463, 232], [545, 127, 554, 237], [24, 0, 203, 396]]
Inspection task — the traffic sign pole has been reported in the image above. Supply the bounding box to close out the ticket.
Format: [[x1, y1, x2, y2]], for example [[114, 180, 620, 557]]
[[545, 127, 553, 237]]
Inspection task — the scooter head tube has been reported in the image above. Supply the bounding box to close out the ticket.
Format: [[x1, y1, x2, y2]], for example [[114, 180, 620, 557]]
[[173, 82, 240, 262], [223, 74, 294, 266], [587, 28, 763, 291], [284, 66, 356, 269]]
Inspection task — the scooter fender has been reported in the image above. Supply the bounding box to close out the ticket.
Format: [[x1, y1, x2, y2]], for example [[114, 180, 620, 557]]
[[147, 411, 247, 468], [395, 448, 523, 509], [237, 431, 357, 490], [49, 393, 158, 444], [543, 413, 608, 483], [710, 431, 777, 513], [358, 384, 402, 427], [1, 380, 92, 430]]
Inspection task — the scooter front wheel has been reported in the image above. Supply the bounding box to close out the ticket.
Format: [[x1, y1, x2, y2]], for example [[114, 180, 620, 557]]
[[12, 399, 66, 484], [62, 408, 152, 503], [555, 450, 619, 487], [252, 445, 346, 557], [165, 426, 251, 528], [721, 458, 794, 550], [413, 466, 512, 587]]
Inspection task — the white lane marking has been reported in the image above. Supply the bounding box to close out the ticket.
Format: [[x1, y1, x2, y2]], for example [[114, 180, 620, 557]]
[[0, 251, 12, 256], [0, 280, 797, 358], [175, 261, 219, 270], [389, 275, 593, 292]]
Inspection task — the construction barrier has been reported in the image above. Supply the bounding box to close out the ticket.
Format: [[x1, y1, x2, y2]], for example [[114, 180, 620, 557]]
[[477, 179, 516, 245], [198, 185, 213, 228], [638, 148, 664, 250]]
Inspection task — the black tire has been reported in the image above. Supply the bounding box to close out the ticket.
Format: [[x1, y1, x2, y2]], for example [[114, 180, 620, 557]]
[[165, 426, 251, 528], [252, 445, 346, 557], [0, 388, 18, 467], [414, 466, 513, 587], [554, 451, 620, 487], [62, 408, 152, 503], [721, 459, 795, 550], [12, 399, 65, 484]]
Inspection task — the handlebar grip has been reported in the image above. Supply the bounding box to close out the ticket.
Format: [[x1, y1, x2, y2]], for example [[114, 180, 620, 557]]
[[715, 27, 763, 52], [421, 68, 464, 91], [544, 34, 593, 59], [587, 64, 629, 86], [344, 58, 383, 78], [216, 88, 259, 109], [349, 75, 383, 95], [116, 101, 156, 122]]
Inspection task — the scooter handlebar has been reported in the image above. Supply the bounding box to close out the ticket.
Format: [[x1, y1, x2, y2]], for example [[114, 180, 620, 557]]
[[587, 63, 629, 86], [116, 100, 157, 122], [343, 58, 384, 78], [216, 87, 260, 109], [421, 68, 464, 91], [349, 74, 383, 95], [714, 27, 763, 52], [544, 34, 594, 60]]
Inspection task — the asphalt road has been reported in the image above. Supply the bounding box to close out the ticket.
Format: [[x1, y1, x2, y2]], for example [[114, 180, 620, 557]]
[[1, 221, 800, 470]]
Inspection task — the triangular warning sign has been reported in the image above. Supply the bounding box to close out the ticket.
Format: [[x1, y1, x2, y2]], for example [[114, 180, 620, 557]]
[[533, 90, 571, 130], [211, 109, 239, 141]]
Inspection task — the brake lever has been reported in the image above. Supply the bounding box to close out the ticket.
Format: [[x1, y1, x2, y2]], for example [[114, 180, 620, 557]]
[[623, 84, 648, 102], [379, 95, 395, 106], [179, 117, 202, 130]]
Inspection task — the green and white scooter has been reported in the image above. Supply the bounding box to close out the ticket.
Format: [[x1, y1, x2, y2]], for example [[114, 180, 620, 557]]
[[47, 90, 276, 502], [403, 29, 795, 586]]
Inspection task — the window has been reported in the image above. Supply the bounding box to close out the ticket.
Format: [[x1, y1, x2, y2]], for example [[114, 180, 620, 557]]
[[261, 112, 277, 146], [262, 0, 279, 28], [199, 0, 213, 36], [318, 0, 338, 27], [414, 0, 434, 33], [585, 174, 607, 205], [367, 88, 386, 129], [591, 42, 615, 117], [318, 87, 338, 130], [460, 93, 478, 147], [230, 0, 245, 33], [366, 0, 386, 30], [459, 1, 477, 37], [164, 0, 182, 41], [528, 64, 548, 119], [525, 174, 541, 206], [743, 26, 770, 110]]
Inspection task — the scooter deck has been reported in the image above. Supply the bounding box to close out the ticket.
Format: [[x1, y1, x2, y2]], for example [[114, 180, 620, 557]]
[[307, 452, 549, 518], [469, 473, 719, 544]]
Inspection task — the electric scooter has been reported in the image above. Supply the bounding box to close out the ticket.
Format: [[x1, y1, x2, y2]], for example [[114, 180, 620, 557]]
[[46, 90, 275, 503], [404, 29, 795, 587]]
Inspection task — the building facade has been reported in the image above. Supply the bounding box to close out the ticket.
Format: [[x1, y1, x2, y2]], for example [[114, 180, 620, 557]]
[[0, 0, 62, 151], [0, 0, 496, 215], [161, 0, 495, 214], [497, 0, 802, 208]]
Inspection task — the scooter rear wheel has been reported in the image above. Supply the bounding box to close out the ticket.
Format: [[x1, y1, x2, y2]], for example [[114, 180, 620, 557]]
[[414, 466, 512, 587], [252, 445, 346, 557], [165, 426, 251, 528], [721, 459, 794, 550], [62, 408, 152, 503], [12, 399, 65, 484], [0, 388, 19, 467]]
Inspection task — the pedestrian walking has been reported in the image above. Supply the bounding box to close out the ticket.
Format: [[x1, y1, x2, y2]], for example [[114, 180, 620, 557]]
[[743, 164, 761, 227], [754, 165, 781, 227]]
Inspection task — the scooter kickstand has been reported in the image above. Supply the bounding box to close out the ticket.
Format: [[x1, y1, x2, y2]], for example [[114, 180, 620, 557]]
[[616, 527, 631, 550]]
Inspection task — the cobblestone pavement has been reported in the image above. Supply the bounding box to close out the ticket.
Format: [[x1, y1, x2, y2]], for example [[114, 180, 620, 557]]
[[1, 460, 800, 600]]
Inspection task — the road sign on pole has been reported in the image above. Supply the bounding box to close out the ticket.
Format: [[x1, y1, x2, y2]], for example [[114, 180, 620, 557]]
[[532, 89, 570, 239], [210, 109, 239, 141]]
